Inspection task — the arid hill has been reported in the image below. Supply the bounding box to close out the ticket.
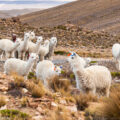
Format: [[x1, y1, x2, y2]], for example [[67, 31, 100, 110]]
[[0, 9, 41, 18], [20, 0, 120, 33]]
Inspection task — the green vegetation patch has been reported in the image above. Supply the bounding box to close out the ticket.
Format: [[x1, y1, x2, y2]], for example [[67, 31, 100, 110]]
[[90, 61, 97, 64], [111, 72, 120, 78], [0, 109, 30, 120], [54, 51, 68, 55]]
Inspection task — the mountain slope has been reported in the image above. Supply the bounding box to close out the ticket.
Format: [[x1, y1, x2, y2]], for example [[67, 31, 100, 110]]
[[20, 0, 120, 33], [0, 9, 41, 18]]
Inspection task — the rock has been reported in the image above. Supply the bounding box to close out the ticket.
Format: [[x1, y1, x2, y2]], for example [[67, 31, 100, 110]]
[[51, 102, 58, 108], [66, 105, 77, 112], [32, 115, 43, 120], [59, 99, 67, 105], [22, 88, 28, 94], [37, 106, 43, 113], [0, 105, 7, 110]]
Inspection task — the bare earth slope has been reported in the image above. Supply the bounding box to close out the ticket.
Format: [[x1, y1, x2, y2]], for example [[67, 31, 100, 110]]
[[20, 0, 120, 33]]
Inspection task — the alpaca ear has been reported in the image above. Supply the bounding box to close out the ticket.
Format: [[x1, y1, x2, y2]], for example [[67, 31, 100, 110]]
[[73, 52, 76, 56]]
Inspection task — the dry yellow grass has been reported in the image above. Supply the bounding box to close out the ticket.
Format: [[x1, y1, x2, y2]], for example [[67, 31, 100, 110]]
[[0, 95, 6, 107], [26, 81, 45, 98]]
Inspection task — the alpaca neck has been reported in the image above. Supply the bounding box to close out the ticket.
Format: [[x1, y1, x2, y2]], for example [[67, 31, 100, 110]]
[[23, 38, 29, 50], [10, 44, 19, 52], [24, 60, 34, 75], [73, 65, 85, 89], [35, 43, 41, 53]]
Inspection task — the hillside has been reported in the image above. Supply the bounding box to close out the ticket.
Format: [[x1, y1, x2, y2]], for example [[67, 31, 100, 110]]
[[0, 12, 11, 18], [0, 9, 41, 18], [20, 0, 120, 33]]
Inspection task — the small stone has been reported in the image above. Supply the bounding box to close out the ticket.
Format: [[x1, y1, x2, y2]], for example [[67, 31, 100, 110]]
[[0, 105, 7, 110], [66, 105, 77, 112], [33, 115, 43, 120], [51, 102, 58, 108], [59, 99, 67, 105], [22, 88, 28, 94]]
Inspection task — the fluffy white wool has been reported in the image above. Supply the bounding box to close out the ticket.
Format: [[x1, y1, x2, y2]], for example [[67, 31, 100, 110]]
[[45, 37, 57, 60], [17, 32, 31, 60], [112, 43, 120, 70], [36, 60, 62, 87], [68, 52, 111, 97], [38, 40, 50, 61], [28, 36, 43, 54], [0, 38, 21, 59], [4, 53, 38, 80]]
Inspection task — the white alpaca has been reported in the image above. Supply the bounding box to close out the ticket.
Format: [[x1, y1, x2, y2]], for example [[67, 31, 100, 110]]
[[38, 40, 50, 61], [17, 32, 31, 60], [29, 31, 36, 41], [4, 53, 38, 80], [28, 36, 43, 54], [84, 57, 91, 67], [36, 60, 62, 87], [0, 38, 21, 60], [112, 43, 120, 70], [45, 37, 57, 60], [68, 52, 111, 97]]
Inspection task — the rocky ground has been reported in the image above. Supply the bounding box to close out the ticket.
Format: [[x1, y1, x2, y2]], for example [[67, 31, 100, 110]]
[[1, 17, 120, 58], [0, 17, 120, 120]]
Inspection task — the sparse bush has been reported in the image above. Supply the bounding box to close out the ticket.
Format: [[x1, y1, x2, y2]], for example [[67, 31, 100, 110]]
[[47, 106, 71, 120], [0, 95, 6, 107], [57, 25, 67, 30], [54, 51, 68, 55], [74, 93, 98, 111], [28, 72, 36, 79], [27, 81, 45, 98], [111, 72, 120, 78], [9, 74, 26, 89], [0, 109, 30, 120], [98, 85, 120, 119], [49, 76, 71, 93]]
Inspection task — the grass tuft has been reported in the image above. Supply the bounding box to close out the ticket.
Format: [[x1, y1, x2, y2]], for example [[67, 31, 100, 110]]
[[27, 81, 45, 98], [74, 93, 98, 111], [0, 95, 6, 107], [0, 109, 30, 120]]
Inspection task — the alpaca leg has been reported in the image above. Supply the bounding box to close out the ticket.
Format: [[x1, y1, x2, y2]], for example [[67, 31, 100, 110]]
[[6, 52, 10, 59], [24, 76, 28, 81], [0, 52, 4, 61], [105, 87, 110, 97], [118, 60, 120, 70], [18, 52, 22, 59], [23, 52, 26, 61], [91, 88, 96, 96], [11, 52, 15, 58]]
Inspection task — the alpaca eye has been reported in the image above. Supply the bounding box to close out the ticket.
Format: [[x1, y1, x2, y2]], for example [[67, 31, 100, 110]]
[[71, 56, 74, 59]]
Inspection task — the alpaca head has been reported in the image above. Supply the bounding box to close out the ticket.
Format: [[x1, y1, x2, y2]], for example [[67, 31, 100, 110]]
[[84, 57, 91, 67], [67, 52, 86, 69], [36, 36, 43, 44], [24, 32, 30, 40], [14, 38, 21, 46], [29, 31, 36, 41], [29, 53, 39, 62], [50, 37, 57, 45], [54, 65, 62, 75]]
